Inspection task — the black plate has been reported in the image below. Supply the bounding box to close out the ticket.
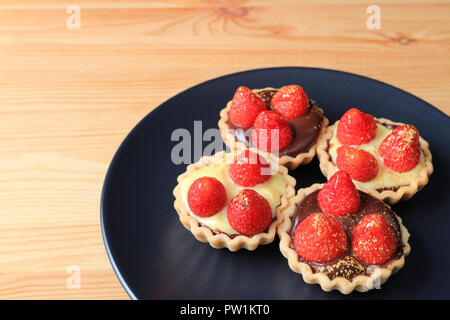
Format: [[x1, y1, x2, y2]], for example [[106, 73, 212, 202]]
[[101, 67, 450, 299]]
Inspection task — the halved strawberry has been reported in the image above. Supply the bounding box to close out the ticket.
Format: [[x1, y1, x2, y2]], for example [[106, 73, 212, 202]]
[[187, 177, 227, 217], [294, 212, 348, 263], [336, 146, 379, 182], [336, 108, 377, 145], [317, 171, 361, 216], [378, 125, 420, 173], [228, 86, 267, 128], [352, 213, 397, 265], [227, 189, 272, 237], [271, 85, 309, 120], [251, 110, 293, 152], [228, 150, 271, 187]]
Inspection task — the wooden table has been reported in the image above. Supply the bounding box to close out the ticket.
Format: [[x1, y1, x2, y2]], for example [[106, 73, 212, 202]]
[[0, 0, 448, 299]]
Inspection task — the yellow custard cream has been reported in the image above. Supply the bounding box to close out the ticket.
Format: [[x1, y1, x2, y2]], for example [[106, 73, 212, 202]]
[[180, 163, 287, 235], [329, 121, 427, 190]]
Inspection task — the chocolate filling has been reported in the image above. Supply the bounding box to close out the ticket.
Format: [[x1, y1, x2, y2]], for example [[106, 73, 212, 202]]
[[288, 190, 404, 281], [226, 89, 324, 157]]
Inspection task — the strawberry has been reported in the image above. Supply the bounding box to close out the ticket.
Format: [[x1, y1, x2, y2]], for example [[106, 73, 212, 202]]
[[271, 85, 309, 120], [336, 108, 377, 145], [228, 150, 271, 187], [251, 110, 293, 152], [378, 125, 420, 173], [228, 86, 267, 128], [317, 171, 361, 216], [227, 189, 272, 236], [294, 212, 348, 263], [187, 177, 227, 217], [336, 146, 379, 182], [352, 214, 397, 265]]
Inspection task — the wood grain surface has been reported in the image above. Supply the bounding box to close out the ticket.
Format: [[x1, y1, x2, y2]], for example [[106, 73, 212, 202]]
[[0, 0, 448, 299]]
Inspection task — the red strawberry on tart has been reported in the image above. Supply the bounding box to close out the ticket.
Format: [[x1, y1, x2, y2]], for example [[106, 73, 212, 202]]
[[173, 151, 296, 251], [316, 108, 433, 204], [278, 171, 411, 294], [219, 85, 329, 169]]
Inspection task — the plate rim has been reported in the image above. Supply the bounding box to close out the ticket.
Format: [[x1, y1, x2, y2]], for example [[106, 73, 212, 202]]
[[100, 66, 448, 300]]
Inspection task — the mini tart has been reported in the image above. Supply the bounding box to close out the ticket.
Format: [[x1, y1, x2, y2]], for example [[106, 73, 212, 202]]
[[218, 87, 329, 170], [317, 117, 433, 204], [173, 151, 296, 251], [278, 183, 411, 294]]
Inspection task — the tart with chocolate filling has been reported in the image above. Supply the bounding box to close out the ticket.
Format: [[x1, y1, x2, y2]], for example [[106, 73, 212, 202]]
[[218, 85, 329, 170], [316, 108, 433, 204], [173, 150, 296, 251], [278, 171, 410, 294]]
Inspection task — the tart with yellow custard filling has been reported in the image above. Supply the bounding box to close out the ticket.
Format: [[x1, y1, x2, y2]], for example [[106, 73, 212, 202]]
[[173, 150, 296, 251], [316, 108, 433, 204]]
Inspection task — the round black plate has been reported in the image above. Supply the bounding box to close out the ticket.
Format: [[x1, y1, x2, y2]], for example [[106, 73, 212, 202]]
[[101, 67, 450, 299]]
